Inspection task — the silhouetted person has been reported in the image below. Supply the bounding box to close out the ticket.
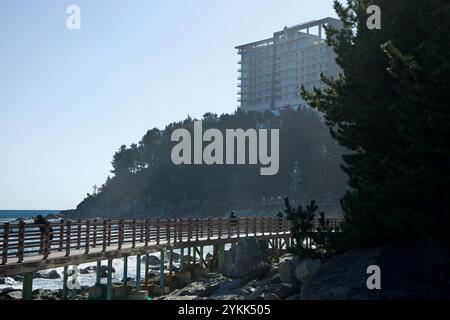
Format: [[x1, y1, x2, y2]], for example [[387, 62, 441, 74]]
[[34, 215, 53, 253], [229, 211, 238, 228]]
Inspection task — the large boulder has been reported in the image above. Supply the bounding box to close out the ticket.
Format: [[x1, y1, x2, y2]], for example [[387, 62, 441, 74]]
[[168, 274, 230, 298], [32, 289, 58, 300], [267, 283, 299, 299], [278, 255, 301, 283], [5, 291, 22, 300], [35, 270, 61, 279], [295, 259, 321, 283], [219, 238, 270, 279], [211, 277, 251, 297], [264, 293, 281, 300], [141, 255, 161, 266], [171, 252, 181, 262], [94, 265, 116, 278], [0, 277, 17, 286], [301, 240, 450, 300], [79, 266, 96, 274]]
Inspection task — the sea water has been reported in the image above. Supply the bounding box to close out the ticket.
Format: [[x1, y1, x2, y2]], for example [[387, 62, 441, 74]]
[[0, 210, 227, 292]]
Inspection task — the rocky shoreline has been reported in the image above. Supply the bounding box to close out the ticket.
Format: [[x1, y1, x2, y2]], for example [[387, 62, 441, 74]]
[[2, 238, 449, 300]]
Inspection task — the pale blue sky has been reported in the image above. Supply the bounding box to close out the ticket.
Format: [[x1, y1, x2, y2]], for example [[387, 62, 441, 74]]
[[0, 0, 337, 210]]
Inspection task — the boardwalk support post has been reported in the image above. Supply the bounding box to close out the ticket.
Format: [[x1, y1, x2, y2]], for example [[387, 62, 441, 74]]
[[22, 272, 33, 300], [144, 253, 149, 287], [106, 259, 113, 300], [187, 247, 191, 267], [180, 248, 185, 271], [136, 255, 141, 290], [199, 246, 204, 267], [123, 256, 128, 286], [218, 244, 225, 269], [62, 266, 68, 300], [169, 248, 174, 276], [2, 223, 9, 265], [159, 250, 165, 288], [96, 260, 101, 285], [71, 266, 77, 300]]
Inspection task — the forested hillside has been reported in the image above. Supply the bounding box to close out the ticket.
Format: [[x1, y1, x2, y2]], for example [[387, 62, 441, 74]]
[[66, 107, 347, 218]]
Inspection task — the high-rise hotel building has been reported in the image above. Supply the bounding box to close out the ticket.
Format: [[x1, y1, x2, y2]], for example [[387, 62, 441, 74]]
[[236, 17, 342, 112]]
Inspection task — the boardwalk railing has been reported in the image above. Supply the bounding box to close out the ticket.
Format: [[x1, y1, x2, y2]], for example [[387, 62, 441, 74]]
[[0, 216, 342, 265]]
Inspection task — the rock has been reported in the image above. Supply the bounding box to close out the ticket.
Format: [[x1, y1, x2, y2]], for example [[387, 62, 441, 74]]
[[295, 259, 321, 283], [32, 289, 57, 300], [169, 274, 230, 298], [210, 294, 239, 300], [219, 238, 270, 279], [0, 277, 17, 286], [269, 273, 282, 284], [267, 265, 279, 278], [171, 252, 181, 262], [267, 283, 298, 299], [205, 252, 213, 259], [142, 255, 161, 266], [94, 265, 116, 278], [157, 295, 199, 300], [80, 266, 96, 274], [264, 293, 281, 300], [243, 285, 266, 300], [12, 275, 23, 282], [212, 277, 250, 297], [301, 240, 450, 300], [278, 256, 301, 283], [6, 291, 22, 300], [285, 294, 301, 300], [47, 270, 61, 279], [35, 270, 61, 279]]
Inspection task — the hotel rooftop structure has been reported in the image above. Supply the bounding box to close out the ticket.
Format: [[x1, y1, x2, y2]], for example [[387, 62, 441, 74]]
[[236, 17, 342, 112]]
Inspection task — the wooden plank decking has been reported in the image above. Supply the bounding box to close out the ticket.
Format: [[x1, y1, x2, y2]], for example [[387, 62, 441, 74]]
[[0, 216, 341, 276]]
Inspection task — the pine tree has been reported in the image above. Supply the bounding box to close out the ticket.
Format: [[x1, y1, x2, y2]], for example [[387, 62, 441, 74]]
[[302, 0, 450, 248]]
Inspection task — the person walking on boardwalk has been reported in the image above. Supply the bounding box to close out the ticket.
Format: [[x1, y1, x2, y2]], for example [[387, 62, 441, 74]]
[[229, 211, 238, 226], [33, 215, 53, 253]]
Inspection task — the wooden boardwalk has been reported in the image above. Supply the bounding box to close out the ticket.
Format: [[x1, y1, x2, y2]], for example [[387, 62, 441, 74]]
[[0, 216, 343, 300], [0, 216, 305, 276]]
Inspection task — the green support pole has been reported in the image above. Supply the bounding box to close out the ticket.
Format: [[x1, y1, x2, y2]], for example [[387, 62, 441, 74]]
[[62, 266, 68, 300], [70, 265, 78, 300], [96, 260, 101, 285], [187, 247, 191, 267], [200, 246, 204, 267], [123, 256, 128, 286], [144, 253, 149, 286], [159, 250, 165, 288], [136, 255, 141, 291], [22, 272, 33, 300], [212, 245, 218, 270], [218, 245, 225, 269], [106, 259, 113, 300], [169, 249, 174, 276], [180, 248, 185, 271]]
